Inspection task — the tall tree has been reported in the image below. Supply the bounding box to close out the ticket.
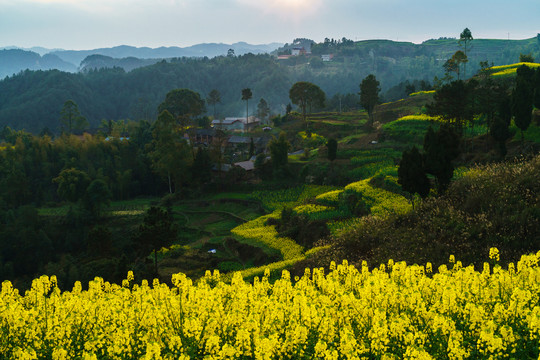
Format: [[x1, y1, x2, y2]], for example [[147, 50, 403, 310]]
[[59, 100, 88, 134], [289, 81, 326, 128], [423, 125, 460, 194], [158, 89, 206, 131], [427, 80, 473, 130], [206, 89, 221, 119], [242, 88, 253, 123], [53, 168, 91, 203], [359, 74, 380, 126], [512, 77, 533, 143], [257, 98, 270, 124], [149, 110, 192, 194], [459, 28, 473, 78], [82, 179, 112, 218], [327, 138, 337, 162], [490, 97, 512, 157], [398, 146, 430, 207], [534, 68, 540, 110], [444, 51, 468, 80], [268, 132, 291, 178]]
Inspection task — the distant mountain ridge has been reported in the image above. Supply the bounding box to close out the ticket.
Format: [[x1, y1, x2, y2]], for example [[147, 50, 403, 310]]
[[0, 42, 284, 78]]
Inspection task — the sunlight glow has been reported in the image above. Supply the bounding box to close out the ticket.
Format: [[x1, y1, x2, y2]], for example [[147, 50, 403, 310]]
[[238, 0, 323, 19]]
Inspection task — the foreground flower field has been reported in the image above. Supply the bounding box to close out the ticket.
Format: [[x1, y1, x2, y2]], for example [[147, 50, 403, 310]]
[[2, 249, 540, 359]]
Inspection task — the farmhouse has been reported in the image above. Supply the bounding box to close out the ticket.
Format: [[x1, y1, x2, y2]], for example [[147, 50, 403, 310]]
[[212, 117, 260, 132]]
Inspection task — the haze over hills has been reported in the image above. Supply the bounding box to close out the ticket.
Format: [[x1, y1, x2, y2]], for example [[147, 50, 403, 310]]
[[0, 42, 284, 78], [0, 35, 539, 133]]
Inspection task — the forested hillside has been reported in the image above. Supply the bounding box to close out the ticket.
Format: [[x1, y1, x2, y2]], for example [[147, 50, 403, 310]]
[[2, 35, 539, 133]]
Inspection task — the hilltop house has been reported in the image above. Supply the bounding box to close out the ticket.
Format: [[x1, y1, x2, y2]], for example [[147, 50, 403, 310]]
[[291, 47, 309, 56]]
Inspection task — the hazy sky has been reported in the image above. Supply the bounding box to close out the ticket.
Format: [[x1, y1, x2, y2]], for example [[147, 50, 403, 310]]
[[1, 0, 539, 50]]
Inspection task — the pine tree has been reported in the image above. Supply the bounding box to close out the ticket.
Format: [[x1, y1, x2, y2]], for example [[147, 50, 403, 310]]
[[398, 146, 430, 207]]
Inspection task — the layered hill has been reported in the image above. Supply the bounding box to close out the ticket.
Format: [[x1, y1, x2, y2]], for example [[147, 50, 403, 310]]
[[0, 42, 283, 78]]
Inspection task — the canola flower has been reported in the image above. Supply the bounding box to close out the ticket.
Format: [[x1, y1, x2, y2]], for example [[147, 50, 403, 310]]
[[490, 62, 540, 77], [394, 114, 443, 122], [2, 249, 540, 359], [408, 90, 436, 97]]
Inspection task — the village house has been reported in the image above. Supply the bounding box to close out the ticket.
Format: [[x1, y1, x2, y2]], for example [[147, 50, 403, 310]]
[[194, 129, 216, 145], [211, 117, 260, 132]]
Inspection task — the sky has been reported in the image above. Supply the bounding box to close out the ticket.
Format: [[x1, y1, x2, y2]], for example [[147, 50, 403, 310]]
[[1, 0, 539, 50]]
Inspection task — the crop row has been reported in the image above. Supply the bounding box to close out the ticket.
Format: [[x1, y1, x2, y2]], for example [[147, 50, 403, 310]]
[[231, 211, 304, 261], [250, 185, 337, 212], [344, 179, 411, 216]]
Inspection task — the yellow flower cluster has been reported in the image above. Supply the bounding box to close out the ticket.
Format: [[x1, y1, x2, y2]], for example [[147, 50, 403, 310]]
[[490, 62, 540, 77], [293, 204, 331, 215], [395, 114, 443, 122], [408, 90, 436, 97], [490, 62, 540, 71], [3, 249, 540, 359]]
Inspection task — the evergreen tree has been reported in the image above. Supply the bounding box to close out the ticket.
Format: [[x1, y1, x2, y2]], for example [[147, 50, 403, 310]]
[[427, 80, 473, 130], [423, 125, 460, 194], [257, 98, 270, 124], [60, 100, 88, 134], [327, 138, 337, 162], [512, 66, 534, 143], [490, 97, 512, 157], [533, 68, 540, 109], [398, 146, 430, 206], [459, 28, 473, 78], [242, 88, 253, 122], [359, 74, 380, 126], [268, 132, 291, 178], [206, 89, 221, 119]]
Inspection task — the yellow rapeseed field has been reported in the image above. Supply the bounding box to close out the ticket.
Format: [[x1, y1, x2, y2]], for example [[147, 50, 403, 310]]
[[2, 249, 540, 359]]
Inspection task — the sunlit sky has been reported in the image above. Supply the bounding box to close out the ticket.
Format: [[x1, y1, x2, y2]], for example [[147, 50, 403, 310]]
[[1, 0, 539, 50]]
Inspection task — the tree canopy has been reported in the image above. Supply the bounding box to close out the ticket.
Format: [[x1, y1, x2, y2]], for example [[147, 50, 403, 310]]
[[206, 89, 221, 119], [60, 100, 88, 134], [359, 74, 380, 126], [398, 146, 430, 204], [157, 88, 206, 129], [241, 88, 253, 121], [289, 81, 326, 127]]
